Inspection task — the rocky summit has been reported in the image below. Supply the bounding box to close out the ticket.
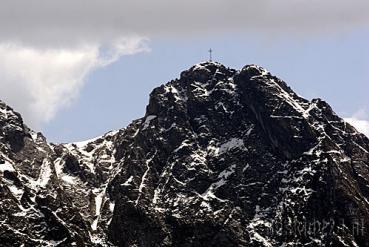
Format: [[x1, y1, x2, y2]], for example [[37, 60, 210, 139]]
[[1, 62, 369, 247]]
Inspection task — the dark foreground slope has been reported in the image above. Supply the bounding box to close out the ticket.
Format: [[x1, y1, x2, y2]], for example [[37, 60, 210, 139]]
[[1, 62, 369, 247]]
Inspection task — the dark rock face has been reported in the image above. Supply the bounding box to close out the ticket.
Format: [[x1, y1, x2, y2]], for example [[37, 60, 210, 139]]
[[1, 62, 369, 246]]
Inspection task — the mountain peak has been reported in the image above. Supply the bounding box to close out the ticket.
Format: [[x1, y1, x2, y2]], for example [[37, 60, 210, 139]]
[[179, 61, 235, 83], [1, 63, 369, 246], [190, 60, 225, 69]]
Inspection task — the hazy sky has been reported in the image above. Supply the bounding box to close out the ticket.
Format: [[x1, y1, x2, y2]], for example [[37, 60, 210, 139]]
[[0, 1, 368, 142]]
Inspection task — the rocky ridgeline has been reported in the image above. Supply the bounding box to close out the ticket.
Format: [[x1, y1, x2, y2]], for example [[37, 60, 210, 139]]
[[1, 62, 369, 246]]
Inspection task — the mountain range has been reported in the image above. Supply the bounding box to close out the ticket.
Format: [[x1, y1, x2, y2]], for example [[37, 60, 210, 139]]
[[1, 62, 369, 246]]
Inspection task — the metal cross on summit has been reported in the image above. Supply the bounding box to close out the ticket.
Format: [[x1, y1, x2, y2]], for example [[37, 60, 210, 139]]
[[208, 48, 213, 62]]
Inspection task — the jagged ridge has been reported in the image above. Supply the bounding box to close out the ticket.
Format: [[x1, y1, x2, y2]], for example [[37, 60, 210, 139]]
[[1, 62, 369, 247]]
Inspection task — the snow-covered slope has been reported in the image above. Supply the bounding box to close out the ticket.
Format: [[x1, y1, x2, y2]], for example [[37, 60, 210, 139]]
[[1, 62, 369, 246]]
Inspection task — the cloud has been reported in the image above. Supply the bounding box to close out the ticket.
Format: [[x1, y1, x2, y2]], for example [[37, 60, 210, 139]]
[[0, 0, 368, 45], [0, 38, 149, 129], [345, 118, 369, 137]]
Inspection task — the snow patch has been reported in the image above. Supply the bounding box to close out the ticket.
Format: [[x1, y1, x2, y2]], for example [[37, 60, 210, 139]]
[[142, 115, 157, 130], [251, 232, 273, 247], [54, 158, 76, 185], [72, 137, 100, 148], [91, 219, 99, 232], [164, 85, 188, 102], [37, 159, 52, 188], [121, 176, 133, 186], [109, 202, 115, 212], [0, 160, 15, 172], [29, 131, 39, 142], [8, 184, 24, 201], [219, 138, 246, 154], [200, 164, 236, 204], [61, 175, 76, 184], [91, 189, 105, 231], [207, 138, 246, 157], [247, 205, 273, 247], [136, 152, 156, 205], [192, 63, 211, 72], [192, 81, 214, 97], [94, 189, 104, 217], [173, 140, 191, 153]]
